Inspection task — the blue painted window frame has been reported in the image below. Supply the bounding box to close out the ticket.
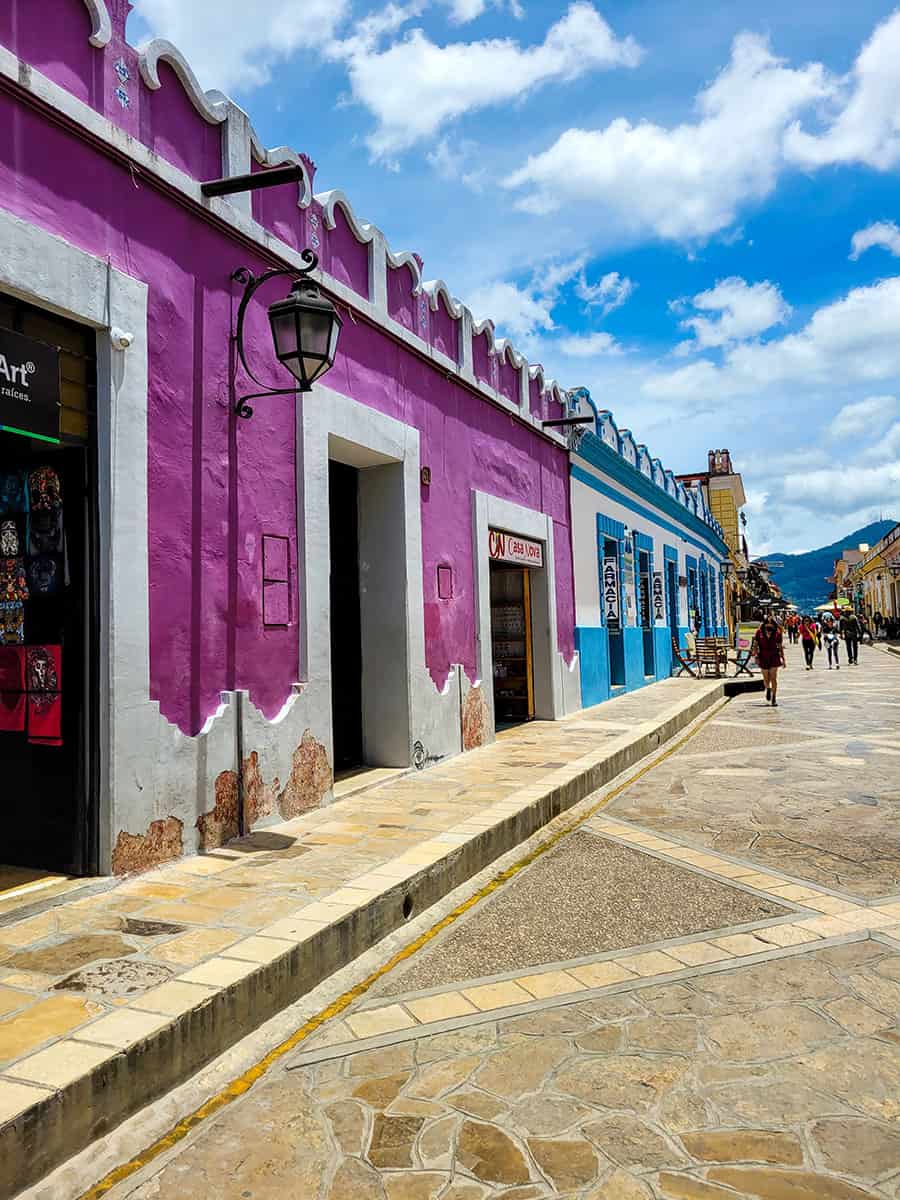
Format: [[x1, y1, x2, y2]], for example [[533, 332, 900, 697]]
[[596, 513, 625, 629]]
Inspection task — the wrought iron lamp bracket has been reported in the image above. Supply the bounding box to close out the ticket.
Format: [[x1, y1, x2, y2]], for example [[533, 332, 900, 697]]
[[231, 249, 318, 419]]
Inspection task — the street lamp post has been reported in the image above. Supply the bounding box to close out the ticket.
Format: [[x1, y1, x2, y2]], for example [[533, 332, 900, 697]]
[[231, 249, 343, 418]]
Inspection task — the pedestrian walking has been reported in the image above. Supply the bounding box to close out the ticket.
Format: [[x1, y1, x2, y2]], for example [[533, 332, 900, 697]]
[[824, 622, 840, 669], [840, 609, 861, 665], [799, 615, 818, 669], [752, 615, 785, 705]]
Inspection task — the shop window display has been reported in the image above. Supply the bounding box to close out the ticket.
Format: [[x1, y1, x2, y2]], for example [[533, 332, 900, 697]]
[[0, 465, 64, 744]]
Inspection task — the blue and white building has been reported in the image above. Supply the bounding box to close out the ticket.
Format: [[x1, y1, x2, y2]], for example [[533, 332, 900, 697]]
[[567, 389, 731, 706]]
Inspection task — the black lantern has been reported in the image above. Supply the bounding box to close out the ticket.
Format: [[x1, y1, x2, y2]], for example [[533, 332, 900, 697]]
[[231, 250, 342, 418], [268, 277, 342, 391]]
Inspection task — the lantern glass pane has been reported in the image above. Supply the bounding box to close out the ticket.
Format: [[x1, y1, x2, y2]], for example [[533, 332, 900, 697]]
[[328, 320, 341, 360], [300, 308, 333, 357], [270, 310, 298, 358], [303, 354, 327, 382]]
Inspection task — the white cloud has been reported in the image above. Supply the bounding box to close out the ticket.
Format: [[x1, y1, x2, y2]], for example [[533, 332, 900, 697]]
[[644, 276, 900, 401], [782, 463, 900, 513], [674, 276, 791, 353], [576, 270, 635, 316], [439, 0, 523, 21], [465, 280, 556, 340], [862, 420, 900, 462], [850, 221, 900, 260], [133, 0, 349, 92], [332, 3, 642, 158], [442, 0, 486, 20], [827, 395, 897, 439], [504, 32, 828, 239], [557, 331, 622, 356], [784, 11, 900, 171]]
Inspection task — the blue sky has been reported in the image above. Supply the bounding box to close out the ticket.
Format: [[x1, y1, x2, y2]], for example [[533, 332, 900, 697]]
[[129, 0, 900, 553]]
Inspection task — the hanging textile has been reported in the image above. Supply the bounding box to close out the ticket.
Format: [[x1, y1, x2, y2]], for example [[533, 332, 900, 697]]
[[0, 469, 28, 516], [0, 644, 26, 732], [26, 555, 61, 598], [0, 517, 26, 556], [26, 644, 62, 746], [28, 466, 63, 556], [0, 556, 28, 645]]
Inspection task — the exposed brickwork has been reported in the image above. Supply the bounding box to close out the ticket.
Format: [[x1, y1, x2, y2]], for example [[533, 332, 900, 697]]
[[197, 771, 240, 851], [277, 730, 333, 819], [110, 816, 184, 875], [462, 685, 489, 751]]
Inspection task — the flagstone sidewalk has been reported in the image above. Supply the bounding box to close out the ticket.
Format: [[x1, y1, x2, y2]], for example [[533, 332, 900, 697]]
[[0, 675, 725, 1197]]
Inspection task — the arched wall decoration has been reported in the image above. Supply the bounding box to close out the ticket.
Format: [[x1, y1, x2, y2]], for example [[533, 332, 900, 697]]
[[423, 279, 464, 319], [84, 0, 112, 47], [250, 136, 312, 208], [316, 189, 376, 243], [138, 39, 228, 124], [386, 249, 424, 295]]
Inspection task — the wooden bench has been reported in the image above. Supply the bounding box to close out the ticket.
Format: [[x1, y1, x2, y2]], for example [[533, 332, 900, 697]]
[[696, 636, 727, 677]]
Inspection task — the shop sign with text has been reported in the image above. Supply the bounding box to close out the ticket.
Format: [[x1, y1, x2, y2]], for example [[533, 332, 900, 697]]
[[652, 571, 666, 623], [0, 328, 60, 443], [602, 557, 620, 629], [488, 529, 544, 568]]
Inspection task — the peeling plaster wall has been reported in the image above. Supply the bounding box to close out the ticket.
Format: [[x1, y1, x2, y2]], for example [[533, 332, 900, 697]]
[[0, 0, 580, 867]]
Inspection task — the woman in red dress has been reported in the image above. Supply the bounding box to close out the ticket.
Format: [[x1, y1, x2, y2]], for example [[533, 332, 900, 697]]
[[753, 615, 785, 706]]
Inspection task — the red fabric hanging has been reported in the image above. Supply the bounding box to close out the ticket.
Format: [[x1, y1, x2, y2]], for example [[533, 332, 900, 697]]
[[26, 644, 62, 747], [0, 645, 26, 733]]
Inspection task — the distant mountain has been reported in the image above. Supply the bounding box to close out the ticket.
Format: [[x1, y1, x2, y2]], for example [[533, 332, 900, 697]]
[[758, 519, 897, 611]]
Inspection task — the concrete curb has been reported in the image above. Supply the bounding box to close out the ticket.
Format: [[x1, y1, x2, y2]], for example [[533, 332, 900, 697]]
[[1, 682, 725, 1198]]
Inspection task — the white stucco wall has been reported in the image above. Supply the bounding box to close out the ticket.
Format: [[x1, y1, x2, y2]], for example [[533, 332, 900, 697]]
[[571, 455, 727, 631]]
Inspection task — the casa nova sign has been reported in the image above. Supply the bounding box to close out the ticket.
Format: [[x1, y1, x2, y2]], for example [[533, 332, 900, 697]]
[[488, 529, 544, 568]]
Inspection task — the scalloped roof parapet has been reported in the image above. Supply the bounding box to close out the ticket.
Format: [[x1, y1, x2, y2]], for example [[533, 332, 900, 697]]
[[316, 189, 376, 243], [138, 40, 227, 124], [386, 249, 424, 295], [28, 6, 586, 445], [573, 397, 727, 541], [84, 0, 112, 47], [422, 279, 464, 319], [251, 137, 312, 207]]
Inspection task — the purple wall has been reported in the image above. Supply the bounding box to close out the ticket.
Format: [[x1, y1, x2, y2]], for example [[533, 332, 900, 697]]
[[1, 0, 576, 734]]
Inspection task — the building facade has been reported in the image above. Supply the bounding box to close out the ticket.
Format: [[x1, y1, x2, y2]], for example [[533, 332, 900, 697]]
[[843, 525, 900, 623], [567, 393, 731, 706], [675, 450, 748, 638], [0, 0, 581, 877]]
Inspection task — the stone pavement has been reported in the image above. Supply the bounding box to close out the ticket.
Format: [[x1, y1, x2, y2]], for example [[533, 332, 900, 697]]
[[609, 639, 900, 897], [28, 639, 900, 1200], [0, 675, 725, 1196]]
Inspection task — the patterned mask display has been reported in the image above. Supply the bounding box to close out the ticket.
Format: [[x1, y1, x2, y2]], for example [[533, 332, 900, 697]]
[[0, 520, 19, 556]]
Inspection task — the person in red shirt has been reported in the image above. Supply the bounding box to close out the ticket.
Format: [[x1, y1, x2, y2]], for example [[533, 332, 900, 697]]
[[753, 616, 786, 706], [799, 616, 818, 669]]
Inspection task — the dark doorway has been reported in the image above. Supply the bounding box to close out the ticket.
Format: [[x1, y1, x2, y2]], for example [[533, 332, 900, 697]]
[[666, 559, 679, 641], [638, 548, 655, 677], [329, 460, 363, 773], [490, 563, 534, 729], [0, 293, 99, 876]]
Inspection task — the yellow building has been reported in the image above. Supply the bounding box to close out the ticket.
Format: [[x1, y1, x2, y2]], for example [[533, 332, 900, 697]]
[[676, 450, 747, 639], [846, 524, 900, 623]]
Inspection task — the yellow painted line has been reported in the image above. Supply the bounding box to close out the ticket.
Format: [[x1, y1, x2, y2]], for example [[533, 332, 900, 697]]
[[77, 694, 727, 1199]]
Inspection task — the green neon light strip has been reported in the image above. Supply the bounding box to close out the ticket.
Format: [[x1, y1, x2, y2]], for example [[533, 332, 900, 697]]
[[1, 424, 61, 445]]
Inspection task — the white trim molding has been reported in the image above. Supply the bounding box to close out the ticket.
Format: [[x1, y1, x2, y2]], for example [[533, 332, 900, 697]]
[[84, 0, 112, 48], [137, 39, 228, 124]]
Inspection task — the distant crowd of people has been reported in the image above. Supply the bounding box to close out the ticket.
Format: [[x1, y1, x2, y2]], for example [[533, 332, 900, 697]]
[[751, 608, 871, 708]]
